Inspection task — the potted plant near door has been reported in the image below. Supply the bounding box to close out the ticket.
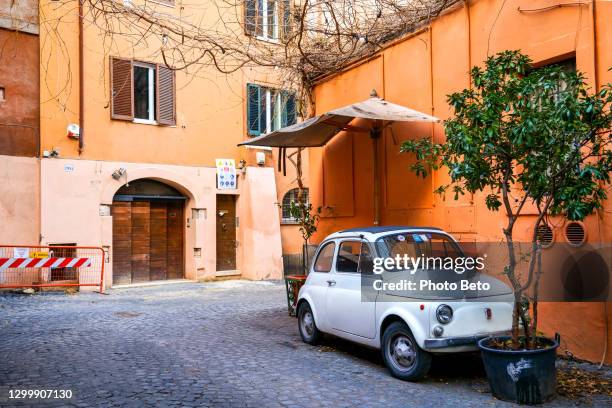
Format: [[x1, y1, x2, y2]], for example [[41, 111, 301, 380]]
[[402, 50, 612, 404]]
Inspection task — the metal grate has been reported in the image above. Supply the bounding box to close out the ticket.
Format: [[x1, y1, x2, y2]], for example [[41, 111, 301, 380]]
[[536, 224, 554, 248], [565, 221, 586, 247]]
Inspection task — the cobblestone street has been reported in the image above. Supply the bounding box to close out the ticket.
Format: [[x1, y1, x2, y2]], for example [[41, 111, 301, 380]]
[[0, 281, 609, 407]]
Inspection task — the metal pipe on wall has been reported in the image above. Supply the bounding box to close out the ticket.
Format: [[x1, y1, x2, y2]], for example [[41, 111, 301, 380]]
[[78, 0, 84, 154]]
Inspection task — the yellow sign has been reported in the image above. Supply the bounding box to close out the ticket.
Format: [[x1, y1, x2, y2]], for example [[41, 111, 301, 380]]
[[31, 251, 49, 259]]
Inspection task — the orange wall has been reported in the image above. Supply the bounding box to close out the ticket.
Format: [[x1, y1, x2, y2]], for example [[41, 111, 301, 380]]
[[0, 29, 39, 157], [310, 0, 611, 363], [38, 0, 303, 171], [38, 0, 307, 262]]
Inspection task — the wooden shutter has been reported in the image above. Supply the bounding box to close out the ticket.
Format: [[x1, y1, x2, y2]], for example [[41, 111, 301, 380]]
[[156, 64, 176, 126], [280, 0, 291, 40], [110, 57, 133, 121], [282, 91, 296, 127], [244, 0, 257, 35], [247, 83, 261, 136]]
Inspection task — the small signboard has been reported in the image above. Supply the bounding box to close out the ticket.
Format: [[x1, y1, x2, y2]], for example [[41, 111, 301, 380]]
[[216, 159, 237, 190], [13, 248, 29, 258], [31, 251, 49, 259]]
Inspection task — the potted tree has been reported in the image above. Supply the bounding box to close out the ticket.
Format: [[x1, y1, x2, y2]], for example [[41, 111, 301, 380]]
[[282, 188, 322, 315], [401, 50, 611, 404]]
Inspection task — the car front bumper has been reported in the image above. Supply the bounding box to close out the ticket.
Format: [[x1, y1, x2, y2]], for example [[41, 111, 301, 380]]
[[423, 331, 509, 350]]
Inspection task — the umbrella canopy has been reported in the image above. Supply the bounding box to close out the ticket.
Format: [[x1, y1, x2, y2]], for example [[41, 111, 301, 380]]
[[238, 90, 440, 226], [238, 92, 439, 148]]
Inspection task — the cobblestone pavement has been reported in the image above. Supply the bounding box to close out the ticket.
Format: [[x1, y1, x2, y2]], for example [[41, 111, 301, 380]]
[[0, 281, 609, 407]]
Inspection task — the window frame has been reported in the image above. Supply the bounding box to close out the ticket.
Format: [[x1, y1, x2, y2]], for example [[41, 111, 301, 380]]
[[132, 61, 157, 125], [335, 240, 362, 274], [280, 188, 309, 224], [150, 0, 175, 7], [246, 83, 296, 137], [257, 0, 280, 42], [312, 241, 336, 273]]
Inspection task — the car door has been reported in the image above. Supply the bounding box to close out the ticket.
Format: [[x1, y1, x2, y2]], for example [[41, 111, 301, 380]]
[[304, 240, 337, 330], [325, 240, 377, 339]]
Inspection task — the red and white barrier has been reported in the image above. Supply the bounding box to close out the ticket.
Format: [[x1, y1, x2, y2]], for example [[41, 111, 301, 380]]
[[0, 257, 92, 271]]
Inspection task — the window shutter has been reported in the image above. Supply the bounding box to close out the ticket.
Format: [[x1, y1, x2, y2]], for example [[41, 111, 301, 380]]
[[282, 91, 296, 127], [244, 0, 257, 35], [247, 83, 261, 136], [110, 57, 133, 121], [156, 64, 176, 126], [256, 0, 264, 36], [281, 0, 291, 40]]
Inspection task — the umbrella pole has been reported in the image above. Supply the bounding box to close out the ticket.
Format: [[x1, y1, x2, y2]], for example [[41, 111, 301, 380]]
[[371, 127, 382, 225]]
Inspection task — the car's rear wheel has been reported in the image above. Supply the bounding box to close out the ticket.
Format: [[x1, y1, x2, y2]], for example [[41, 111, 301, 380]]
[[297, 302, 321, 345], [382, 321, 431, 381]]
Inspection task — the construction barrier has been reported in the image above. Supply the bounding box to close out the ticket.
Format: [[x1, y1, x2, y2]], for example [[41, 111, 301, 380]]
[[0, 245, 105, 293]]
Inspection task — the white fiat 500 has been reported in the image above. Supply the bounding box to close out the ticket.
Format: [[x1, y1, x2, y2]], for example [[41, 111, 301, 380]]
[[297, 226, 513, 381]]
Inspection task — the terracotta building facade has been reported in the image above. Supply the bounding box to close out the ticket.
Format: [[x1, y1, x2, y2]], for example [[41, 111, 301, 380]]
[[308, 0, 611, 363], [1, 0, 309, 288]]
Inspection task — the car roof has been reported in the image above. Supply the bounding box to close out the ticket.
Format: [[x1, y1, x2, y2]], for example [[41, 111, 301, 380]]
[[339, 225, 441, 234], [326, 225, 445, 240]]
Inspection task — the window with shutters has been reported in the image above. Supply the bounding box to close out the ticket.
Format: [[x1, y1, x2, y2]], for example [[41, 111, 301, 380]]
[[110, 56, 176, 126], [244, 0, 291, 41], [133, 62, 156, 123], [246, 83, 296, 136]]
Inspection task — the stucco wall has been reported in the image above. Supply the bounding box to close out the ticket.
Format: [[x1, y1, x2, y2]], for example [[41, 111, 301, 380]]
[[309, 0, 612, 363], [0, 155, 40, 244], [0, 28, 39, 157], [40, 158, 282, 288]]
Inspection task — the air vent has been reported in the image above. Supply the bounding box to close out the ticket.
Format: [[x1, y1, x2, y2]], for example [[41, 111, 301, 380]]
[[565, 221, 586, 247], [536, 224, 554, 248]]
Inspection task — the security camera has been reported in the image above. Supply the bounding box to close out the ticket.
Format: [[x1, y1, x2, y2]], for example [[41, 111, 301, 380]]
[[111, 168, 127, 180]]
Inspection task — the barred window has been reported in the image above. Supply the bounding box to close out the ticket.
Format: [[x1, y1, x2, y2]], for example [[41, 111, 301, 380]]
[[281, 188, 309, 223]]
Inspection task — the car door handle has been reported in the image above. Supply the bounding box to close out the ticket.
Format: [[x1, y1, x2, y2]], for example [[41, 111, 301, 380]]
[[326, 280, 336, 286]]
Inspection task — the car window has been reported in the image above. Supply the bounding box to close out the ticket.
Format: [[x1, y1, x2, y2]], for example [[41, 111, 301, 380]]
[[336, 241, 362, 273], [313, 242, 335, 273], [358, 243, 374, 275], [375, 232, 463, 271]]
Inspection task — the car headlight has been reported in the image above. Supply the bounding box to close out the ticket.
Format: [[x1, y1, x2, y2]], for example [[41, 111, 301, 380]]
[[436, 304, 453, 324]]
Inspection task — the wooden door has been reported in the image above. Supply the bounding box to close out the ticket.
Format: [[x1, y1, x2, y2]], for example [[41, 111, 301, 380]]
[[166, 201, 184, 279], [216, 195, 237, 271], [112, 202, 132, 285], [130, 201, 151, 282], [149, 202, 168, 281], [112, 200, 184, 284]]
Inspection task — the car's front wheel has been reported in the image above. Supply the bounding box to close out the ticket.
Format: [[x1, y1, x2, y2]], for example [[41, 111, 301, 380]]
[[297, 302, 322, 345], [382, 321, 431, 381]]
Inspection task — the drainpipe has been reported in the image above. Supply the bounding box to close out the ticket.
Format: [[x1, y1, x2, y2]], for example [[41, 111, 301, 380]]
[[465, 0, 472, 88], [78, 0, 84, 154], [591, 0, 598, 90]]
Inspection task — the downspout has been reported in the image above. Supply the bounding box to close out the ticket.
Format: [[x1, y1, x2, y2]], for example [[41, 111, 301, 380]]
[[591, 0, 598, 90], [465, 0, 471, 88], [592, 0, 608, 367], [78, 0, 84, 154]]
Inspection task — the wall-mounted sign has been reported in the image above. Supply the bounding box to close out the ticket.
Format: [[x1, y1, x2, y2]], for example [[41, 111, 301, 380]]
[[64, 163, 74, 173], [216, 159, 236, 190]]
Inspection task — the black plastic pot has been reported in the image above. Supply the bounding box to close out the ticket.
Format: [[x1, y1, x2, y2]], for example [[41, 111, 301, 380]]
[[478, 336, 559, 405]]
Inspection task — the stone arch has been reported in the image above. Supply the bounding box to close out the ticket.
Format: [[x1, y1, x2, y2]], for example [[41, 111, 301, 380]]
[[101, 167, 202, 207]]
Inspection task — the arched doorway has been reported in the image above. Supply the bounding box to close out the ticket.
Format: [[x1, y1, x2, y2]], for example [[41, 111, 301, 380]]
[[112, 179, 186, 284]]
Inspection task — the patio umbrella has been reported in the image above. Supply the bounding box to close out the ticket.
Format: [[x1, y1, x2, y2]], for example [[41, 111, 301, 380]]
[[238, 90, 439, 225]]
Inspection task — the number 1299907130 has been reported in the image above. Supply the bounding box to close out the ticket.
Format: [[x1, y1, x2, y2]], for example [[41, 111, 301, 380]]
[[9, 389, 73, 399]]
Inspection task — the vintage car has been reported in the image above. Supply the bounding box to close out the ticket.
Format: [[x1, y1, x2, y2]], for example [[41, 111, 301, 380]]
[[296, 226, 513, 381]]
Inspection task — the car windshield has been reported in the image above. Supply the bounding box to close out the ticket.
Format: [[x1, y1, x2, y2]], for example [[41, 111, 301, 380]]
[[375, 231, 464, 272]]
